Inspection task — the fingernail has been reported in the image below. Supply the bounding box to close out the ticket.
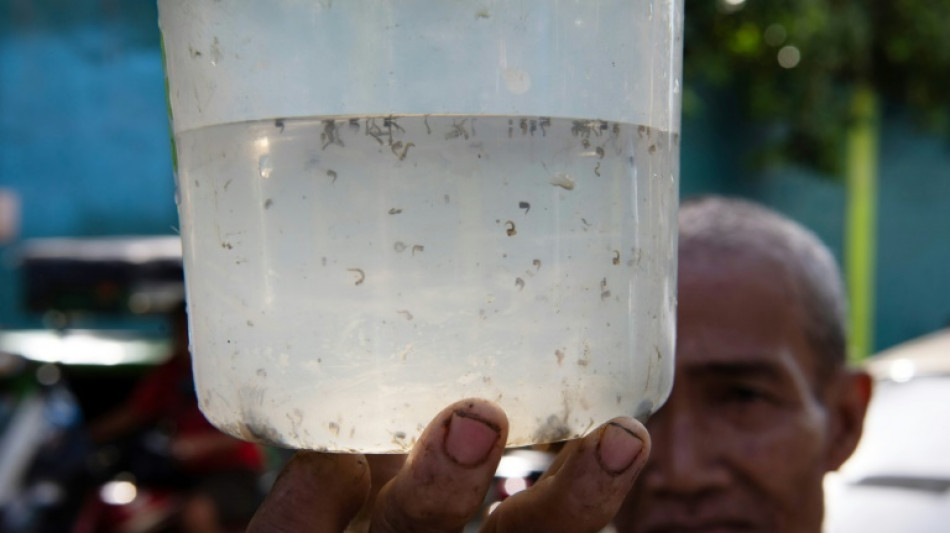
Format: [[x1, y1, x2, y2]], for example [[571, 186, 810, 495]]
[[597, 422, 644, 475], [444, 411, 500, 467]]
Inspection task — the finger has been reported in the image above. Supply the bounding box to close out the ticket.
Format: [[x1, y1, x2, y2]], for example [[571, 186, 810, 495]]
[[535, 439, 575, 481], [482, 417, 649, 533], [346, 454, 408, 532], [247, 451, 370, 532], [371, 399, 508, 532]]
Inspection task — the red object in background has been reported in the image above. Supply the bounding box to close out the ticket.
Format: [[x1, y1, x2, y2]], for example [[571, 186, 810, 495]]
[[129, 347, 264, 474]]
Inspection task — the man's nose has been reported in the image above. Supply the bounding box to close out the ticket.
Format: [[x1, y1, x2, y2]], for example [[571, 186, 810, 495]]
[[642, 404, 730, 497]]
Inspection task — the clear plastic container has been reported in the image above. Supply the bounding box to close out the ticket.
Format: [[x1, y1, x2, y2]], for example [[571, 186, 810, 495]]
[[158, 0, 683, 452]]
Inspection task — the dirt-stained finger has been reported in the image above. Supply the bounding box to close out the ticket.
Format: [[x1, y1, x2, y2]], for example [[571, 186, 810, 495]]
[[247, 451, 371, 532], [370, 399, 509, 533], [480, 417, 650, 533]]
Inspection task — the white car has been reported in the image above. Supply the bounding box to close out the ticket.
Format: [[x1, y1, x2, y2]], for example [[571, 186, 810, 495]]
[[824, 329, 950, 532]]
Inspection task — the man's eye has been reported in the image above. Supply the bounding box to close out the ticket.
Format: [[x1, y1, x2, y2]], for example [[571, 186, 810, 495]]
[[722, 385, 768, 404]]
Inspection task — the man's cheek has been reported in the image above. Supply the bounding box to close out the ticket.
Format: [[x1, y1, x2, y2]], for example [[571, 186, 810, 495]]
[[739, 423, 827, 501]]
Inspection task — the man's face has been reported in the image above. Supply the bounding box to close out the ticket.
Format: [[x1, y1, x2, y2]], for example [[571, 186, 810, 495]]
[[616, 252, 838, 532]]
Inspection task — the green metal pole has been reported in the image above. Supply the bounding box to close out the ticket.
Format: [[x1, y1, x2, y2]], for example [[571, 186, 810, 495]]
[[845, 83, 879, 363]]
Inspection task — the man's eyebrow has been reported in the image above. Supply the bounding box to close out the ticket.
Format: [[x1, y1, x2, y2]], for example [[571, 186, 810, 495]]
[[684, 360, 788, 381]]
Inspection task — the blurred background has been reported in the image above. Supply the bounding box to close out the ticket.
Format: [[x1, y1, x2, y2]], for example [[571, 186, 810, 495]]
[[1, 0, 948, 531]]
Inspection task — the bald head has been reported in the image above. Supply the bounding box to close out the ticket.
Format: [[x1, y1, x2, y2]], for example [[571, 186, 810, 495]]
[[678, 196, 848, 381]]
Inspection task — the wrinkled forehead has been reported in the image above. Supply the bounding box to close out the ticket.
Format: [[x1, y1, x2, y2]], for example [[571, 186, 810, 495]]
[[678, 241, 798, 303], [675, 247, 822, 383]]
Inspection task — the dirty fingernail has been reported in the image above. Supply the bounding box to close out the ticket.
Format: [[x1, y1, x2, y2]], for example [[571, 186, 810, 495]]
[[597, 422, 644, 475], [444, 411, 500, 467]]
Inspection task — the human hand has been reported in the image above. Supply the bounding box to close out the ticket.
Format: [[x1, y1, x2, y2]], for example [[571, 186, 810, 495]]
[[248, 398, 650, 532]]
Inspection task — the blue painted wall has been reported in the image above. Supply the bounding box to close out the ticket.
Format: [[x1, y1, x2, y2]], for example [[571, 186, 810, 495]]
[[0, 0, 174, 238], [1, 0, 174, 328], [1, 0, 948, 351], [729, 107, 950, 350]]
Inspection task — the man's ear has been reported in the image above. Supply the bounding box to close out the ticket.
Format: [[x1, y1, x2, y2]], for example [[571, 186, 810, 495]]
[[824, 369, 873, 472]]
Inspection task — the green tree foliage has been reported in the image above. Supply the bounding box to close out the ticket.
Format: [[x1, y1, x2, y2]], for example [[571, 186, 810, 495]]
[[683, 0, 950, 174]]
